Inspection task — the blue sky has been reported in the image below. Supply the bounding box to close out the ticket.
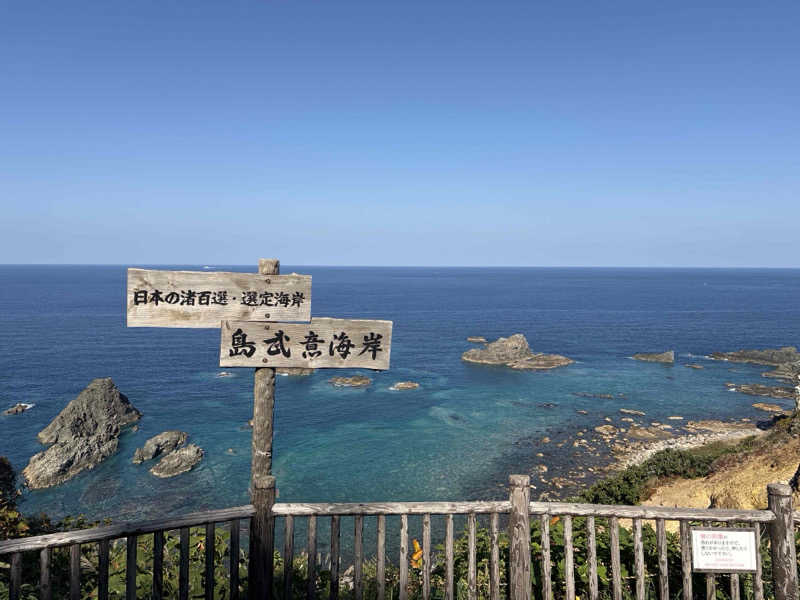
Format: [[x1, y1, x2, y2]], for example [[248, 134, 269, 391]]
[[1, 1, 798, 266]]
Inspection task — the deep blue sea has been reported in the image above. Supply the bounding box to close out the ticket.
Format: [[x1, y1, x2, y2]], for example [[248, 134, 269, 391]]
[[1, 266, 799, 523]]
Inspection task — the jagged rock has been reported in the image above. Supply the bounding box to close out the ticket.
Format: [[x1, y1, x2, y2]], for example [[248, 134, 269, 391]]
[[509, 354, 574, 370], [133, 431, 188, 464], [731, 384, 796, 400], [620, 408, 646, 416], [389, 381, 420, 391], [751, 402, 788, 413], [461, 334, 573, 370], [594, 425, 617, 436], [276, 367, 315, 376], [762, 361, 800, 382], [466, 336, 487, 343], [150, 444, 204, 478], [23, 379, 140, 490], [328, 376, 371, 388], [710, 347, 800, 366], [633, 351, 675, 364], [3, 403, 32, 415]]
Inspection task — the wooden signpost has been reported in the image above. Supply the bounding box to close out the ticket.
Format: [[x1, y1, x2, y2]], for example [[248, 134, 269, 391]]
[[126, 259, 392, 600]]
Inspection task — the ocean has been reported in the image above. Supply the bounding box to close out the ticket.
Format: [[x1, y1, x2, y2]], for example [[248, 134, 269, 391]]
[[1, 265, 799, 523]]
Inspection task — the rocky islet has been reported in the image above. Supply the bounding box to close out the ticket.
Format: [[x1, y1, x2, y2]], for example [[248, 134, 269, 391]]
[[22, 378, 141, 490]]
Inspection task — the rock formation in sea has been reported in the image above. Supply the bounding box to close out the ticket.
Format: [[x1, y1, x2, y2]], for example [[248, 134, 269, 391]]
[[2, 403, 32, 415], [389, 381, 420, 391], [132, 431, 188, 464], [149, 444, 204, 478], [711, 347, 800, 384], [461, 334, 574, 370], [328, 375, 372, 387], [22, 378, 141, 490], [725, 383, 796, 400], [710, 346, 800, 366], [632, 351, 675, 364]]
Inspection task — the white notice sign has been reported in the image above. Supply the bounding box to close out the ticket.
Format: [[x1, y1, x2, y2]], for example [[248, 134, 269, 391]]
[[691, 527, 758, 573]]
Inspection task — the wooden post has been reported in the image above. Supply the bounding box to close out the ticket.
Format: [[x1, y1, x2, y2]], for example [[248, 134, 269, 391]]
[[768, 483, 798, 600], [250, 258, 280, 600], [508, 475, 531, 600]]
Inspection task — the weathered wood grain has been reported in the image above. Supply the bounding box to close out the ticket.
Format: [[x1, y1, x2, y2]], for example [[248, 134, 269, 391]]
[[127, 268, 310, 327], [70, 543, 80, 600], [754, 522, 764, 600], [307, 515, 317, 600], [10, 552, 21, 600], [0, 505, 255, 554], [377, 515, 386, 600], [271, 501, 509, 517], [220, 318, 393, 369], [446, 514, 454, 600], [768, 484, 798, 600], [530, 502, 773, 522], [126, 536, 137, 600], [508, 475, 531, 600], [422, 514, 431, 600], [587, 516, 598, 600], [180, 528, 189, 600], [329, 516, 339, 600], [703, 521, 715, 600], [656, 518, 668, 600], [540, 515, 552, 600], [490, 512, 500, 600], [205, 523, 215, 600], [153, 530, 164, 600], [563, 515, 575, 600], [633, 518, 645, 600], [680, 521, 692, 600], [229, 520, 239, 600], [354, 515, 363, 600], [610, 517, 622, 600], [468, 513, 477, 600], [40, 547, 51, 600], [400, 515, 409, 600], [250, 259, 280, 600], [98, 539, 109, 600]]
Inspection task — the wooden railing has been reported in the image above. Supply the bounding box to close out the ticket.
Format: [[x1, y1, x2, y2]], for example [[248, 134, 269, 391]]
[[1, 477, 797, 600]]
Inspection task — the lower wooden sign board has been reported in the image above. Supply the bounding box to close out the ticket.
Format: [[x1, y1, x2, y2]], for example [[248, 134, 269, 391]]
[[691, 527, 758, 573], [220, 318, 392, 370]]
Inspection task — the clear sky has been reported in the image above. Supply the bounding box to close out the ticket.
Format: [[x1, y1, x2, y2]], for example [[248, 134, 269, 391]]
[[1, 1, 798, 266]]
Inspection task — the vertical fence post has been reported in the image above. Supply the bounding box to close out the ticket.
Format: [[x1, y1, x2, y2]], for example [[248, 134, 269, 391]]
[[250, 258, 280, 600], [508, 474, 531, 600], [768, 483, 798, 600]]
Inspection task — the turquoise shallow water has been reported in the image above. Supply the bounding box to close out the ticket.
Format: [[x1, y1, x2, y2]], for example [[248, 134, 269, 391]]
[[0, 266, 798, 522]]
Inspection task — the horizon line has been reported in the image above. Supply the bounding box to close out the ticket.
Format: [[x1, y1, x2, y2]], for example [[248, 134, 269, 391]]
[[2, 263, 800, 270]]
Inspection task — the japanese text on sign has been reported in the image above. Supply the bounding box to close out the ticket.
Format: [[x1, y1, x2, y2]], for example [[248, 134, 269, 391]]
[[127, 268, 311, 328], [691, 528, 757, 573], [220, 318, 392, 370]]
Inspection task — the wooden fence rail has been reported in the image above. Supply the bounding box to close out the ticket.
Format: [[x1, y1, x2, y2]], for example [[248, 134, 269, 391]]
[[1, 477, 797, 600]]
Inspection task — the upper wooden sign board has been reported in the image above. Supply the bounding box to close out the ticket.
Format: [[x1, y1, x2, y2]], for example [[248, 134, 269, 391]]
[[220, 318, 392, 370], [127, 268, 311, 328]]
